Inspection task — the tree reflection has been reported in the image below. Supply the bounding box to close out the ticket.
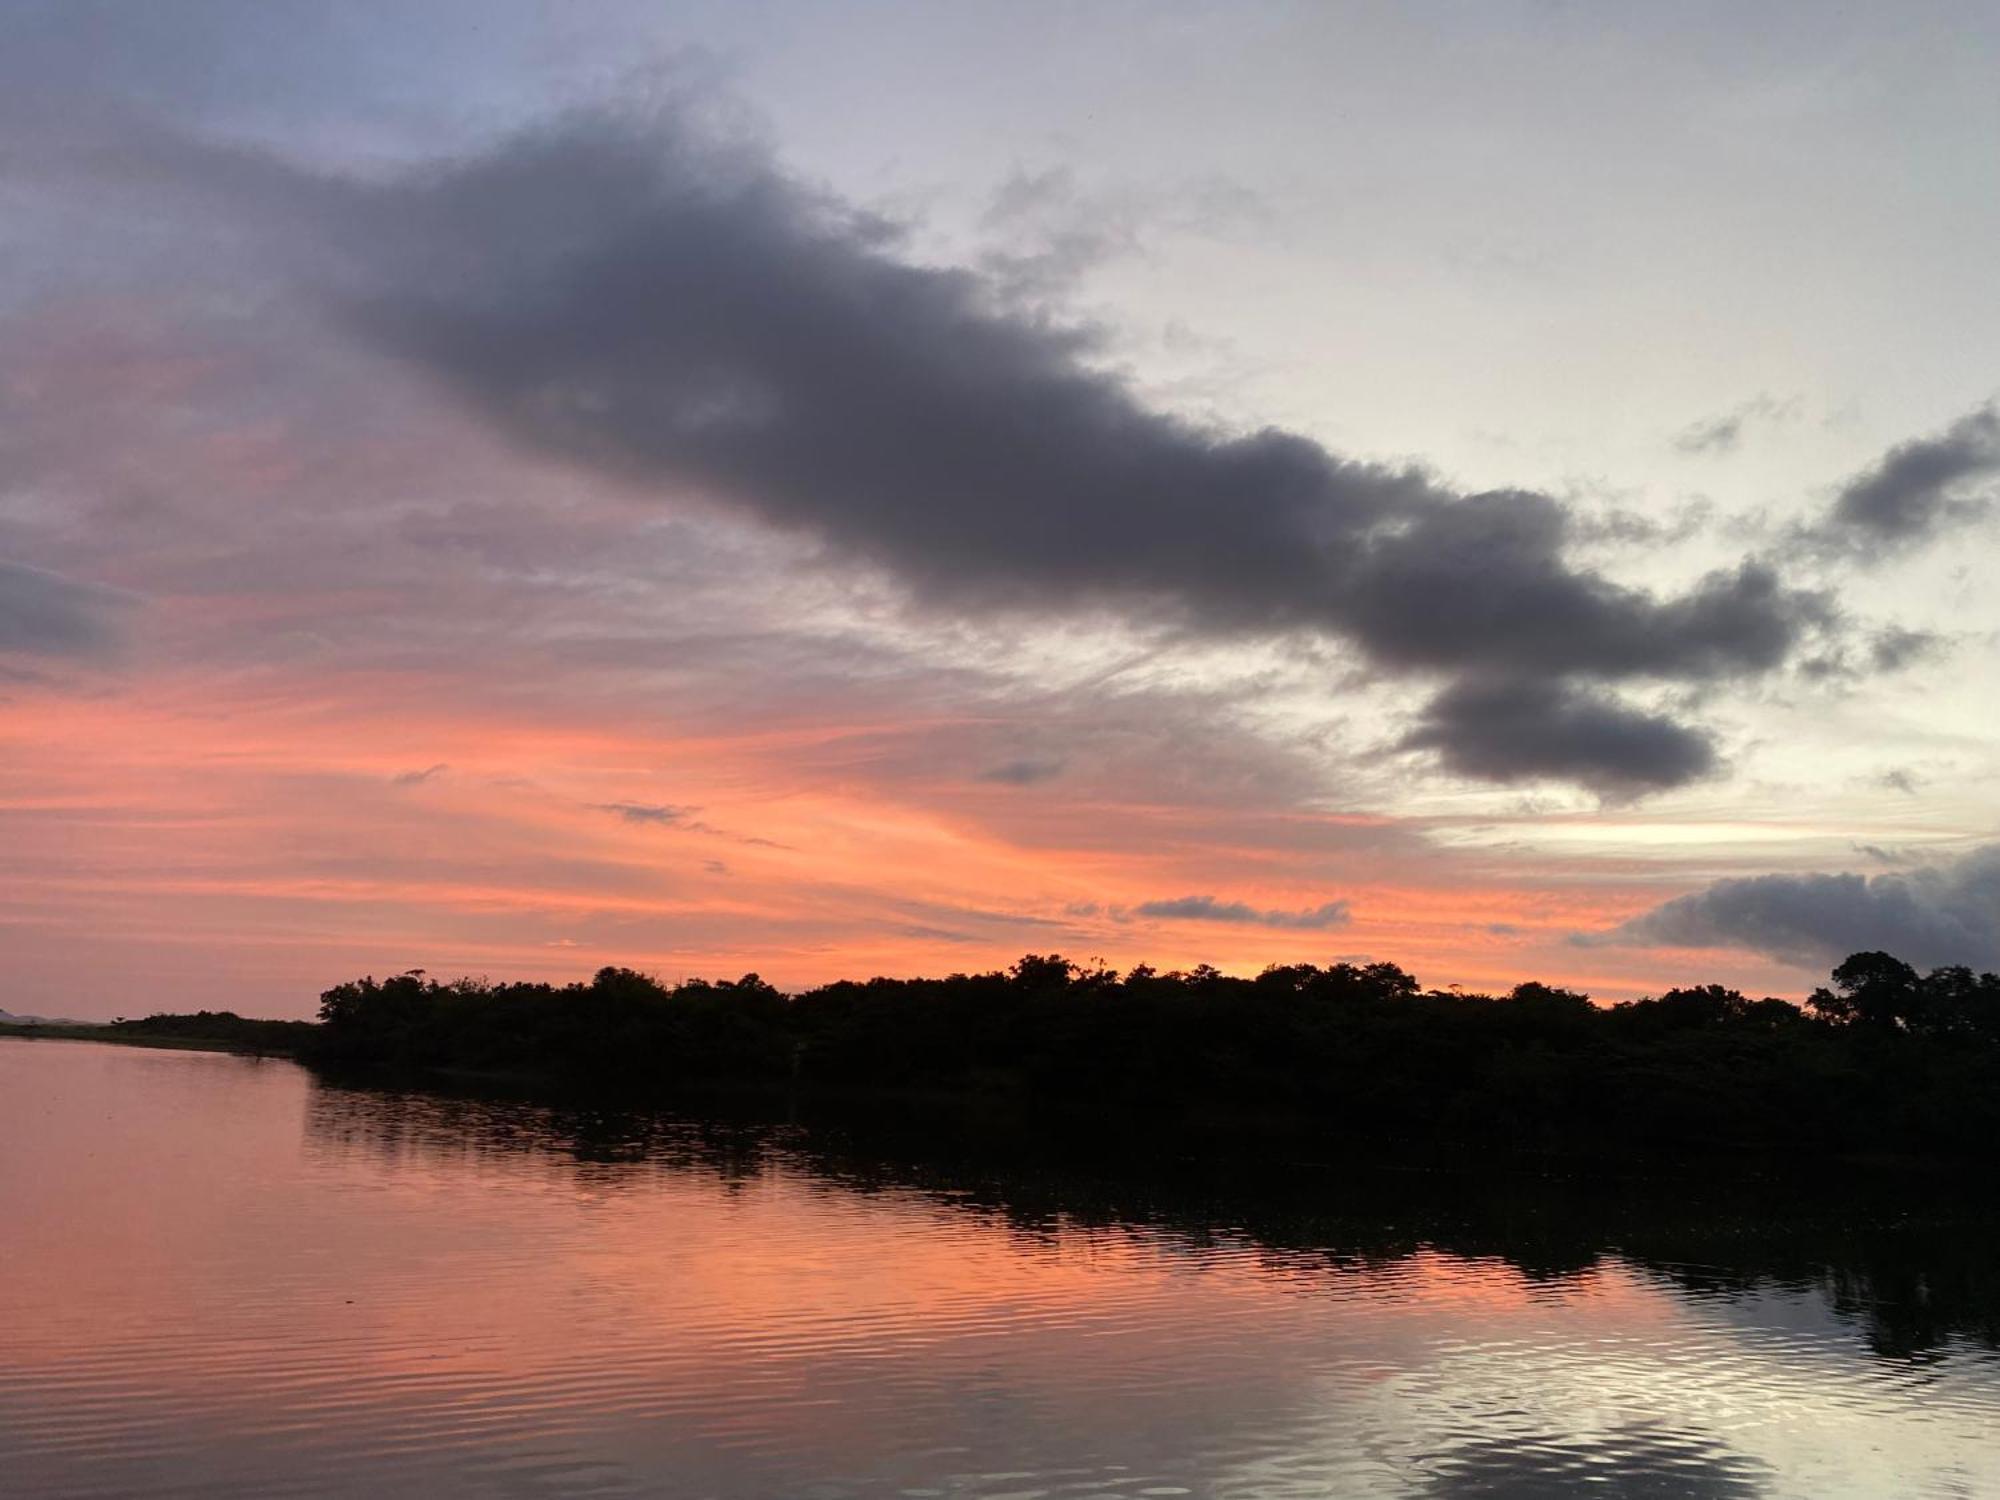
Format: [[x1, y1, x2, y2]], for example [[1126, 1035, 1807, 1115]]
[[304, 1077, 2000, 1365]]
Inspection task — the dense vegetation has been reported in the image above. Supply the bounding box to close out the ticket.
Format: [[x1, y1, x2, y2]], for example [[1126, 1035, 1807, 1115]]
[[0, 1010, 317, 1052], [290, 950, 2000, 1162], [108, 1010, 319, 1052]]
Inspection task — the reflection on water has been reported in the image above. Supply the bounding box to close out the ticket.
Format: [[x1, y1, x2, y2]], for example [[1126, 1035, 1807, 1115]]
[[3, 1039, 1998, 1498]]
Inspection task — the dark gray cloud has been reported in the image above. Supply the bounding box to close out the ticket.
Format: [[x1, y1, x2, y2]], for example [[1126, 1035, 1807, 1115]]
[[1819, 403, 1999, 551], [91, 111, 1847, 792], [1583, 843, 2000, 970], [1868, 625, 1942, 673], [0, 559, 123, 657], [591, 802, 688, 826], [1400, 677, 1717, 797], [1795, 622, 1944, 684], [1135, 894, 1352, 930], [1334, 500, 1819, 681], [327, 125, 1825, 680], [391, 763, 448, 786], [977, 756, 1067, 786], [1675, 414, 1747, 456]]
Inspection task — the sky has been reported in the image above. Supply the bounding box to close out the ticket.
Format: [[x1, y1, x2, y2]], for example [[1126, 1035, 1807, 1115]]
[[2, 1, 1997, 1019]]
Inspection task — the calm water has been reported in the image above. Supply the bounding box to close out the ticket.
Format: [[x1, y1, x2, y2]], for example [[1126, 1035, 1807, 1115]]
[[5, 1039, 2000, 1498]]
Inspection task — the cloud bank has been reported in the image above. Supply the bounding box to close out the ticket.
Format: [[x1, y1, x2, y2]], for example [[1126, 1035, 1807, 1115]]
[[1585, 844, 2000, 970], [129, 109, 1857, 796]]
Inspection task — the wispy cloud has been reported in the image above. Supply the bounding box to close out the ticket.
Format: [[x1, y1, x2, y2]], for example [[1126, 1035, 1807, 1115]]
[[1135, 894, 1353, 930], [0, 560, 128, 659], [591, 802, 689, 826], [977, 756, 1066, 786], [1672, 394, 1799, 456]]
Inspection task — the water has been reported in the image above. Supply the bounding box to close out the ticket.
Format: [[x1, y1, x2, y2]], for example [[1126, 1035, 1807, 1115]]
[[4, 1038, 1998, 1498]]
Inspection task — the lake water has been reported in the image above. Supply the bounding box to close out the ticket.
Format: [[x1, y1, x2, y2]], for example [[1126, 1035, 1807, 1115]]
[[4, 1037, 1999, 1498]]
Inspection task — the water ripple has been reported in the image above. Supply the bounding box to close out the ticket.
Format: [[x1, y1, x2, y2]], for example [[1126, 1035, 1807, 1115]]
[[5, 1039, 2000, 1498]]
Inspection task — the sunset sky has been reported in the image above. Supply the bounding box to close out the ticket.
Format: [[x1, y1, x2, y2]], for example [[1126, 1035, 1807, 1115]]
[[4, 1, 1997, 1019]]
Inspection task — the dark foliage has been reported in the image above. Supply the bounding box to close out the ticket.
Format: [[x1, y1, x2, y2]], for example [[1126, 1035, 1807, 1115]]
[[269, 952, 2000, 1162], [106, 1010, 317, 1052], [307, 967, 791, 1086]]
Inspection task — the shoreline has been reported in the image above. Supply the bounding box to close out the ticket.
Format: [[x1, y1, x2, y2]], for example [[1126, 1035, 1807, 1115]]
[[0, 1024, 300, 1057], [2, 1025, 1982, 1197], [2, 1018, 1988, 1185]]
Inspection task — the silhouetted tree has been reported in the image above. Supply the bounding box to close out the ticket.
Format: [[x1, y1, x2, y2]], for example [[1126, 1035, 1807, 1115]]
[[1809, 951, 1923, 1030]]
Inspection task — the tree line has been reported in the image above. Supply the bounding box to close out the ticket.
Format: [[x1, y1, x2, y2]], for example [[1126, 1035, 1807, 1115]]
[[239, 947, 1997, 1161]]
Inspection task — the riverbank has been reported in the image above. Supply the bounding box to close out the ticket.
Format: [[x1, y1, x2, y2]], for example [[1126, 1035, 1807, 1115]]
[[0, 1020, 309, 1056], [18, 942, 2000, 1173], [301, 955, 2000, 1167], [0, 1019, 1982, 1201]]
